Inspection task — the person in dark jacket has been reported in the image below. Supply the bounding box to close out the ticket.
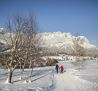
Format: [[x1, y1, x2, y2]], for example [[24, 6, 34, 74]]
[[55, 64, 59, 73]]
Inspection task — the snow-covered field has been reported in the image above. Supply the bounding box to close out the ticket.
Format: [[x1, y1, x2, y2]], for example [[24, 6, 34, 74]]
[[0, 60, 98, 91], [52, 60, 98, 91], [0, 67, 54, 91]]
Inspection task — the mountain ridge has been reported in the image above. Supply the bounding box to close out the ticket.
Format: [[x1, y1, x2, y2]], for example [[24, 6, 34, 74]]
[[0, 28, 97, 56], [39, 31, 96, 48]]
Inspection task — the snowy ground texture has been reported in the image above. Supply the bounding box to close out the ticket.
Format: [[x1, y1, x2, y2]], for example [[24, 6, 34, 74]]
[[0, 60, 98, 91]]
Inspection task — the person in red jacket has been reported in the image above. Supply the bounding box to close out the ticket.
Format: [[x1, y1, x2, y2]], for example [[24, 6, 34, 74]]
[[60, 65, 64, 73]]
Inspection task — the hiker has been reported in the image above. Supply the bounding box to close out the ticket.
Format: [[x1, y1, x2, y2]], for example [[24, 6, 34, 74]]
[[55, 64, 59, 73], [60, 65, 64, 73]]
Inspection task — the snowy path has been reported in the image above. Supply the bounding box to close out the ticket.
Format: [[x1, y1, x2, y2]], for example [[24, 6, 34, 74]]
[[52, 72, 97, 91], [0, 60, 98, 91]]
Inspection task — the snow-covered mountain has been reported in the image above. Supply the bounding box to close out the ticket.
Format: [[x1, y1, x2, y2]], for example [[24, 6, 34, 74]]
[[40, 32, 95, 48], [0, 28, 14, 44], [39, 32, 96, 54], [0, 27, 97, 55]]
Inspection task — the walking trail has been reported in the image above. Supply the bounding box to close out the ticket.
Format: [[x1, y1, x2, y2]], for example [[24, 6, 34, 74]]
[[52, 71, 97, 91]]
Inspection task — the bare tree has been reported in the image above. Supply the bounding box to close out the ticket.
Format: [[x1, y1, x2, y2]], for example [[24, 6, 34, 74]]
[[0, 13, 42, 83]]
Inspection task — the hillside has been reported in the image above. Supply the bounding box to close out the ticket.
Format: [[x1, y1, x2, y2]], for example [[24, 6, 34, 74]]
[[0, 28, 98, 56], [39, 32, 97, 55]]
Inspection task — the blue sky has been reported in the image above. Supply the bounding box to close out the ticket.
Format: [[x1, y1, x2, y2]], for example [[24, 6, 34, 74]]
[[0, 0, 98, 45]]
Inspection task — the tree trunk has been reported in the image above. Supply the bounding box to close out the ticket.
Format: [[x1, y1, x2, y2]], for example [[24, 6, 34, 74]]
[[20, 62, 22, 71], [22, 62, 25, 72], [8, 70, 13, 83], [30, 67, 33, 77]]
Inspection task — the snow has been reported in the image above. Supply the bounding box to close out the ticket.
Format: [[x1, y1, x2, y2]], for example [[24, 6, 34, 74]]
[[0, 60, 98, 91], [52, 72, 96, 91], [0, 32, 14, 45], [0, 31, 96, 52], [40, 32, 96, 49], [50, 60, 98, 91], [0, 67, 54, 91], [0, 30, 97, 56]]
